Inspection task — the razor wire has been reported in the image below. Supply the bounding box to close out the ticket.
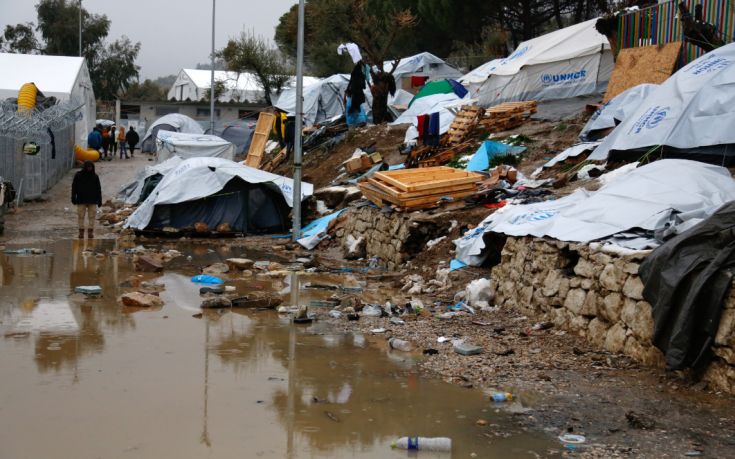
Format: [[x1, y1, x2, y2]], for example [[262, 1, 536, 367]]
[[0, 98, 85, 144]]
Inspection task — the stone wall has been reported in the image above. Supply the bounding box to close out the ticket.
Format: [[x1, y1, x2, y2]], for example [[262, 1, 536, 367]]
[[334, 206, 449, 270], [490, 236, 735, 394]]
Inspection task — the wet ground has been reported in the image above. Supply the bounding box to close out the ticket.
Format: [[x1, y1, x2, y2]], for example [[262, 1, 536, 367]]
[[0, 239, 556, 458]]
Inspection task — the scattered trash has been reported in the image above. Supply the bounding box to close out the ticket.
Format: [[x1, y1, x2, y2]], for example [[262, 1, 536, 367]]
[[437, 337, 451, 343], [449, 259, 467, 271], [191, 275, 224, 285], [371, 328, 387, 334], [423, 348, 439, 355], [347, 313, 360, 321], [558, 434, 586, 444], [324, 411, 340, 422], [476, 419, 488, 426], [532, 321, 553, 331], [454, 342, 483, 356], [472, 320, 492, 326], [224, 286, 236, 293], [340, 286, 363, 294], [74, 285, 102, 295], [120, 292, 163, 308], [310, 300, 340, 308], [200, 286, 224, 295], [491, 392, 514, 402], [329, 310, 343, 319], [362, 304, 382, 317], [4, 248, 46, 255], [685, 451, 703, 457], [391, 437, 452, 452], [389, 338, 413, 352], [293, 305, 313, 324], [390, 317, 405, 325]]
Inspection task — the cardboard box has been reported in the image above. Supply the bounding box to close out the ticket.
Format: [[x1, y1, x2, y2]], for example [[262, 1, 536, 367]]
[[345, 155, 373, 174]]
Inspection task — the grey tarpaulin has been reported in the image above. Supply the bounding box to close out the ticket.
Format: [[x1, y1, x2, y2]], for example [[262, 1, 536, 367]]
[[639, 201, 735, 371]]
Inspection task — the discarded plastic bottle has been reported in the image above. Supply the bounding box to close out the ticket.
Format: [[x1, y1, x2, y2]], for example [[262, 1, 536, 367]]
[[388, 338, 413, 352], [491, 392, 513, 402], [392, 437, 452, 452]]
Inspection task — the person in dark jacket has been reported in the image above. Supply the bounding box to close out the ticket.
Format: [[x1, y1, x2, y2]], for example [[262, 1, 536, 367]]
[[87, 126, 103, 151], [71, 161, 102, 239], [126, 126, 139, 158], [284, 116, 295, 159]]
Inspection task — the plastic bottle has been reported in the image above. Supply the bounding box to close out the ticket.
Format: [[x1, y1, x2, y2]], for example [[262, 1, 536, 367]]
[[392, 437, 452, 452], [491, 392, 513, 402], [388, 338, 413, 352]]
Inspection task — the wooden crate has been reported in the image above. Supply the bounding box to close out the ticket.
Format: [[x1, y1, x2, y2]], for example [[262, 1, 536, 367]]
[[480, 101, 537, 133], [446, 105, 483, 144], [245, 112, 275, 168], [417, 141, 472, 168]]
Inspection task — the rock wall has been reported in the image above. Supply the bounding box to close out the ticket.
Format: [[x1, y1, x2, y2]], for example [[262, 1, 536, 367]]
[[490, 236, 735, 394], [335, 206, 449, 270]]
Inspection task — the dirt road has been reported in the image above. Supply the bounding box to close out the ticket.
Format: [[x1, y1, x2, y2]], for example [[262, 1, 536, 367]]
[[1, 155, 149, 245]]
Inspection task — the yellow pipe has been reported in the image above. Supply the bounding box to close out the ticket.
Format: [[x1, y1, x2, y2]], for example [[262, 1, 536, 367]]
[[74, 144, 100, 162], [17, 82, 38, 112]]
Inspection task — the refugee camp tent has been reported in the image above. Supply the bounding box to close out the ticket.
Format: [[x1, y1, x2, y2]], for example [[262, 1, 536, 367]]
[[589, 43, 735, 165], [167, 69, 263, 103], [384, 52, 463, 91], [141, 113, 204, 153], [579, 83, 658, 141], [455, 159, 735, 265], [409, 79, 468, 107], [118, 156, 183, 204], [391, 92, 470, 142], [460, 19, 613, 107], [205, 124, 254, 154], [275, 74, 372, 126], [0, 53, 95, 147], [126, 157, 314, 234], [155, 131, 235, 163]]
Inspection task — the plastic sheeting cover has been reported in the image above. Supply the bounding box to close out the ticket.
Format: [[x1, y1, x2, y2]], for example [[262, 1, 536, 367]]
[[117, 156, 183, 204], [156, 131, 235, 163], [579, 84, 658, 141], [454, 159, 735, 265], [466, 140, 527, 172], [141, 114, 204, 148]]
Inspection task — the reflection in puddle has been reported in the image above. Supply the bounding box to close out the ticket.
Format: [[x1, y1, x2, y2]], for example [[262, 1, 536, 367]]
[[0, 239, 554, 458]]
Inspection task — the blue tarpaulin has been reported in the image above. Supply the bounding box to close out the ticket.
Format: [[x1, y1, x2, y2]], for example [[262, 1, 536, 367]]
[[296, 210, 345, 250], [466, 140, 527, 172]]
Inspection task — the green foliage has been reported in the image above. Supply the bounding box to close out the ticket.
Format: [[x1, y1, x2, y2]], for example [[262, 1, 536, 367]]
[[122, 79, 167, 101], [219, 32, 293, 106], [202, 80, 227, 102], [554, 122, 569, 132], [0, 23, 40, 54], [36, 0, 110, 57], [92, 36, 141, 100], [502, 134, 535, 146], [489, 153, 520, 168]]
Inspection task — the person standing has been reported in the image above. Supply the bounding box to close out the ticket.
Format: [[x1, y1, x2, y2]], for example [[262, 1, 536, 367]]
[[101, 126, 111, 160], [71, 161, 102, 239], [126, 126, 139, 158], [117, 125, 128, 159], [110, 125, 118, 157], [87, 126, 103, 153]]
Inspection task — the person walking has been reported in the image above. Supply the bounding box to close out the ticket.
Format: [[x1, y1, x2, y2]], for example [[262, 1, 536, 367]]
[[126, 126, 139, 158], [117, 125, 128, 159], [87, 126, 103, 154], [71, 160, 102, 239]]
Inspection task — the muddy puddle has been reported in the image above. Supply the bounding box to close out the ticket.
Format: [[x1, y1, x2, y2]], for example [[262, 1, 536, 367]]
[[0, 239, 555, 458]]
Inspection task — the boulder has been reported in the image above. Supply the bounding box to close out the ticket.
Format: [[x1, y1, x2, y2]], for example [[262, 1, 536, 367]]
[[563, 288, 587, 314], [600, 264, 626, 292], [588, 318, 611, 348], [226, 258, 255, 270], [194, 222, 209, 232], [622, 276, 645, 300], [120, 292, 163, 308], [201, 297, 233, 308], [231, 295, 282, 309], [604, 322, 627, 353], [216, 223, 232, 232], [203, 263, 229, 275], [621, 300, 654, 342], [601, 292, 623, 323], [573, 258, 596, 278], [135, 255, 163, 272]]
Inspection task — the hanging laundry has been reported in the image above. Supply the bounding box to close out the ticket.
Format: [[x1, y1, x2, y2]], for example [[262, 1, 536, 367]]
[[411, 76, 429, 88], [337, 43, 362, 64], [426, 112, 441, 146], [416, 114, 428, 139]]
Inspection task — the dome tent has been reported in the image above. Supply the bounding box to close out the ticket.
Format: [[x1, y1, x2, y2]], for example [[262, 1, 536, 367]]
[[140, 113, 204, 153]]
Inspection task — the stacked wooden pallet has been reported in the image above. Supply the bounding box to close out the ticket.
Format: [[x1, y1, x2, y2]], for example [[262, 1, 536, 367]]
[[417, 141, 471, 168], [446, 105, 483, 144], [245, 112, 275, 168], [480, 101, 537, 132], [358, 167, 482, 210]]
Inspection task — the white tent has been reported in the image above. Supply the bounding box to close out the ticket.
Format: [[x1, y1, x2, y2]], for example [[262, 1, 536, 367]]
[[0, 53, 95, 147], [126, 157, 313, 230], [117, 156, 184, 204], [390, 92, 470, 142], [460, 19, 613, 107], [383, 52, 462, 90], [156, 131, 234, 163], [455, 159, 735, 265], [167, 69, 263, 103], [589, 43, 735, 164], [579, 83, 658, 141], [141, 113, 204, 153], [275, 74, 372, 126]]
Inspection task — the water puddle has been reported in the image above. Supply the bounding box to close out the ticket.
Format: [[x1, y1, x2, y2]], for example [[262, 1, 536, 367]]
[[0, 240, 554, 458]]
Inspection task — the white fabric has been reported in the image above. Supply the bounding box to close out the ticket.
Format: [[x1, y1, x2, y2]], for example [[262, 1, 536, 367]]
[[126, 157, 313, 229], [454, 159, 735, 265], [118, 156, 184, 204], [156, 131, 235, 163], [141, 113, 204, 147], [461, 19, 612, 106], [536, 142, 601, 174], [337, 43, 362, 64], [390, 93, 469, 142], [580, 84, 658, 140], [0, 52, 96, 147], [590, 43, 735, 161]]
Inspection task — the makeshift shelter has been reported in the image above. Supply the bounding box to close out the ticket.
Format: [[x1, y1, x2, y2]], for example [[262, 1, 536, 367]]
[[275, 74, 372, 126], [460, 19, 613, 106], [140, 113, 204, 153], [580, 83, 658, 141], [455, 159, 735, 265], [155, 131, 235, 163], [409, 79, 468, 107], [589, 43, 735, 165], [117, 156, 183, 204], [205, 124, 254, 155], [391, 93, 469, 143], [384, 52, 463, 92], [0, 52, 95, 147], [126, 157, 313, 234], [167, 69, 263, 103]]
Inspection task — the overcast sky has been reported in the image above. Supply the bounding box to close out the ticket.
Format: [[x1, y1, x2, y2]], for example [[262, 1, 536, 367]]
[[0, 0, 298, 79]]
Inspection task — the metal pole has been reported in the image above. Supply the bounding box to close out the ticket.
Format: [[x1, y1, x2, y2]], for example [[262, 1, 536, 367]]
[[78, 0, 82, 57], [209, 0, 216, 133], [292, 0, 305, 241]]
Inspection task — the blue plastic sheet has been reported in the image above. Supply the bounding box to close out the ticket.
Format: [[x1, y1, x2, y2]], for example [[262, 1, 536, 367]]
[[296, 210, 345, 250], [466, 140, 527, 172], [191, 275, 224, 285], [449, 259, 467, 271]]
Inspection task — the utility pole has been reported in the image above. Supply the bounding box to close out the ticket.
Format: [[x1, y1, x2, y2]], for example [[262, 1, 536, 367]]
[[209, 0, 216, 133], [291, 0, 305, 241], [78, 0, 82, 57]]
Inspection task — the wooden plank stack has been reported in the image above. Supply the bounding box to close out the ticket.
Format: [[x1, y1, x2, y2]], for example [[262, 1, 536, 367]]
[[480, 101, 537, 132], [245, 112, 275, 168], [357, 166, 482, 210], [418, 141, 472, 168], [446, 105, 483, 144]]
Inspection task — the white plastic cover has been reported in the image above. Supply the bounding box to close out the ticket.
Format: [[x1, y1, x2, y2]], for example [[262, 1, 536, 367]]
[[579, 84, 658, 140], [589, 43, 735, 161], [118, 156, 183, 204], [454, 159, 735, 265], [126, 157, 313, 229], [534, 141, 601, 175], [141, 113, 204, 147], [156, 131, 234, 163], [381, 52, 462, 81], [275, 74, 372, 125], [390, 93, 469, 142]]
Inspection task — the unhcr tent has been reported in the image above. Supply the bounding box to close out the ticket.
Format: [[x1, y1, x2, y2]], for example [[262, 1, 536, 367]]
[[589, 43, 735, 165], [126, 157, 313, 234], [117, 156, 183, 204], [156, 131, 235, 163], [0, 53, 95, 147], [141, 113, 204, 153], [579, 83, 658, 141], [460, 19, 613, 106]]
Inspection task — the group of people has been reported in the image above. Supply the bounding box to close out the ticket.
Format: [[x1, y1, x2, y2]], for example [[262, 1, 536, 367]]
[[87, 124, 139, 161]]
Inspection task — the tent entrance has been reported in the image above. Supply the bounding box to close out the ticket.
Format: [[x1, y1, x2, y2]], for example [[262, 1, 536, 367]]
[[147, 177, 290, 234]]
